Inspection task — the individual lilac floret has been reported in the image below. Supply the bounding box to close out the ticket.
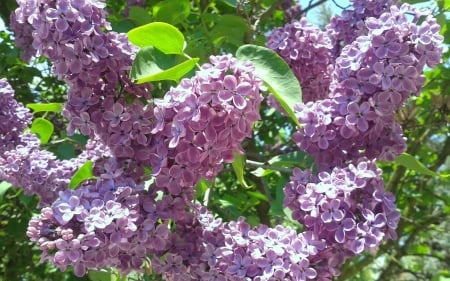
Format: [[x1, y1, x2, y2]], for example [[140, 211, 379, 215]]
[[284, 159, 400, 274], [267, 17, 333, 103]]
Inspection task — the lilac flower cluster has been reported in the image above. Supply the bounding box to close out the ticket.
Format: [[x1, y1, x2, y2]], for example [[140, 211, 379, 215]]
[[27, 157, 171, 277], [0, 131, 111, 206], [0, 78, 33, 152], [9, 12, 36, 62], [326, 0, 398, 56], [0, 79, 111, 206], [149, 54, 263, 198], [284, 159, 400, 275], [267, 17, 333, 103], [149, 206, 323, 281], [13, 0, 153, 172], [281, 0, 302, 23], [289, 3, 443, 170]]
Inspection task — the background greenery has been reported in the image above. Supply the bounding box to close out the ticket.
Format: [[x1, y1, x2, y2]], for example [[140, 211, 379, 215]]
[[0, 0, 449, 280]]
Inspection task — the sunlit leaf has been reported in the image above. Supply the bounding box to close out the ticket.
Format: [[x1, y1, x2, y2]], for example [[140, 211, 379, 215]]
[[236, 44, 302, 126], [232, 151, 248, 187], [0, 181, 12, 203], [30, 117, 54, 144], [127, 22, 185, 54], [88, 269, 116, 281], [130, 46, 198, 83], [69, 161, 96, 189], [27, 103, 63, 113]]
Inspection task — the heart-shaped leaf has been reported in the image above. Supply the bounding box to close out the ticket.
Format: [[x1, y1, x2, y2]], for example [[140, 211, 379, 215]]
[[127, 22, 185, 54], [130, 46, 198, 83]]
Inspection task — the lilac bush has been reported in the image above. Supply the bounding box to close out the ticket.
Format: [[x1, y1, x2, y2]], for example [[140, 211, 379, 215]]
[[0, 0, 444, 280]]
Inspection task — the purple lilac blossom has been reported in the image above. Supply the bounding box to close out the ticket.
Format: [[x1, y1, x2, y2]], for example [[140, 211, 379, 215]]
[[149, 54, 264, 199], [291, 2, 443, 170], [6, 0, 444, 280], [27, 157, 172, 277], [0, 78, 33, 152], [284, 159, 400, 276], [266, 17, 333, 104], [0, 78, 110, 206]]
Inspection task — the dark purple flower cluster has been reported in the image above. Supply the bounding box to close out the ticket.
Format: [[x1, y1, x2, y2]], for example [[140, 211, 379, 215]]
[[0, 79, 111, 206], [27, 157, 172, 276], [149, 54, 263, 198], [326, 0, 398, 56], [267, 18, 333, 103], [281, 0, 302, 23], [289, 3, 443, 170], [284, 159, 400, 275], [0, 132, 111, 206], [149, 206, 323, 281], [9, 12, 36, 62], [0, 78, 33, 152], [13, 0, 153, 169]]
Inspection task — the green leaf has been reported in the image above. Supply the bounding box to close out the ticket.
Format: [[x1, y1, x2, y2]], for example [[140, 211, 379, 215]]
[[152, 0, 190, 25], [0, 181, 12, 203], [130, 46, 198, 83], [211, 15, 249, 47], [394, 153, 439, 177], [232, 151, 249, 187], [55, 142, 76, 160], [236, 44, 302, 126], [128, 6, 152, 26], [27, 102, 63, 113], [251, 167, 275, 177], [69, 161, 96, 189], [246, 191, 268, 202], [30, 117, 54, 144], [88, 269, 116, 281], [268, 151, 314, 169], [127, 22, 185, 54]]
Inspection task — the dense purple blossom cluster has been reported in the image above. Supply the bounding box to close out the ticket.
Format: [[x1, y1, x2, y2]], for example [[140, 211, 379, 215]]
[[1, 0, 444, 280], [0, 79, 111, 206], [326, 0, 398, 55], [0, 78, 33, 152], [268, 2, 443, 170], [284, 159, 400, 275], [149, 54, 263, 198], [27, 157, 172, 276], [12, 0, 153, 176], [267, 18, 333, 103]]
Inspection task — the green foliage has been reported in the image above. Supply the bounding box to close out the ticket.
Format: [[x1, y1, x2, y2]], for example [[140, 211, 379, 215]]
[[236, 44, 303, 126], [69, 161, 96, 189], [27, 102, 63, 113], [130, 46, 199, 83], [127, 22, 186, 54], [30, 117, 54, 144]]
